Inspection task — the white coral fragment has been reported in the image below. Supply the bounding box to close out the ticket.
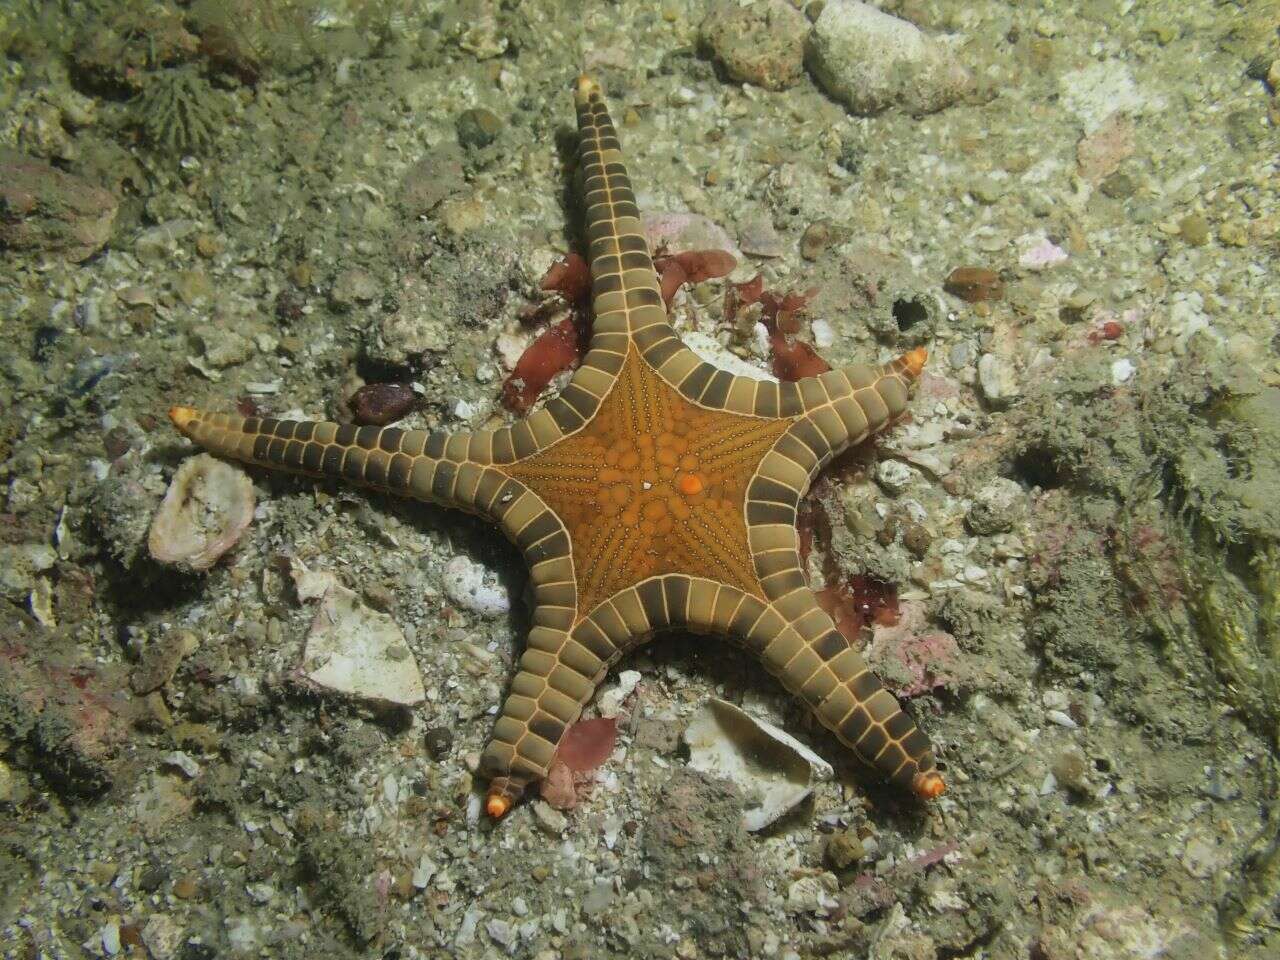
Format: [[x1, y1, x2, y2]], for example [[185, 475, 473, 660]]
[[684, 698, 833, 831], [148, 454, 254, 572], [303, 584, 425, 708]]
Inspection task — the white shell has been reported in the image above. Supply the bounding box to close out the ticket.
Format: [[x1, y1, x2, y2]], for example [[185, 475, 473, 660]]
[[684, 698, 833, 831], [148, 454, 254, 572]]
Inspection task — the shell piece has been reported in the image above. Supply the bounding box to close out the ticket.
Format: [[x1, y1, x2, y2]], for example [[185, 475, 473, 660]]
[[148, 454, 254, 572], [683, 698, 834, 831], [302, 584, 425, 708]]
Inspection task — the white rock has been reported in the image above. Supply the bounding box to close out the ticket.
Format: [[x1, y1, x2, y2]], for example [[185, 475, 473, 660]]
[[598, 669, 642, 718], [531, 799, 567, 835], [412, 854, 437, 889], [302, 584, 425, 707], [141, 915, 184, 960], [785, 874, 839, 914], [807, 1, 972, 116], [99, 921, 121, 956], [162, 751, 201, 778], [148, 454, 255, 572], [288, 556, 340, 603], [875, 458, 917, 495], [684, 697, 833, 831], [1060, 61, 1149, 134], [486, 919, 517, 949], [441, 554, 511, 618], [976, 353, 1019, 407], [1111, 358, 1135, 384]]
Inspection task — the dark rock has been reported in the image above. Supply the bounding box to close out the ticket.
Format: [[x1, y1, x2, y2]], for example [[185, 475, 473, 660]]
[[0, 151, 118, 262]]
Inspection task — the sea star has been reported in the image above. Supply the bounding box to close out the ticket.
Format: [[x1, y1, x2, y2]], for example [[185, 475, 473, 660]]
[[169, 76, 944, 818]]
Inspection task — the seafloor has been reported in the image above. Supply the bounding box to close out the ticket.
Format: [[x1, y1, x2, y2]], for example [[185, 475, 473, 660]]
[[1, 1, 1278, 958]]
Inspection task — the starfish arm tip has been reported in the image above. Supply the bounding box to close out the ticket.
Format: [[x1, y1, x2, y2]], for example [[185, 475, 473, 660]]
[[913, 770, 946, 800]]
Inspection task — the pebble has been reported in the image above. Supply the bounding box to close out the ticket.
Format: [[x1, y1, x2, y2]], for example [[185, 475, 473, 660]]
[[349, 382, 419, 426], [700, 0, 808, 91], [825, 829, 866, 869], [441, 554, 511, 618], [456, 108, 502, 149], [807, 1, 973, 115], [875, 458, 917, 495], [800, 220, 841, 261], [424, 726, 454, 760], [1111, 358, 1135, 385], [1052, 747, 1090, 792], [976, 353, 1020, 408], [944, 266, 1004, 303], [966, 477, 1024, 534], [532, 800, 567, 835], [737, 213, 785, 258], [1178, 213, 1210, 246], [148, 454, 255, 572], [330, 268, 380, 308]]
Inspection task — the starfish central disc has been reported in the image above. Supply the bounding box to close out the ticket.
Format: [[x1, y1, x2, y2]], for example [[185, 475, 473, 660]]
[[506, 349, 792, 618]]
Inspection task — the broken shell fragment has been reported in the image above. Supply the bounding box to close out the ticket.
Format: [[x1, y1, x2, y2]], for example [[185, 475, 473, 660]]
[[148, 454, 254, 572], [302, 584, 425, 708], [684, 698, 834, 831]]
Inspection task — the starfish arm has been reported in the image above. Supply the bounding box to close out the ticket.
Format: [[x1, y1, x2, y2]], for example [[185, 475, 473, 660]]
[[480, 584, 655, 813], [166, 408, 580, 546], [750, 585, 943, 798]]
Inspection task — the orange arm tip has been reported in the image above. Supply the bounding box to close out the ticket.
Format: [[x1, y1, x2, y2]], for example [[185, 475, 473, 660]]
[[485, 793, 511, 818], [913, 770, 946, 800], [902, 347, 928, 379], [168, 406, 196, 429]]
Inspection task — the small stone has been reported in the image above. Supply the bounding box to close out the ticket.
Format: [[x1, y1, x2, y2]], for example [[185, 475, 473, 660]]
[[800, 220, 843, 261], [737, 213, 785, 258], [197, 327, 253, 369], [875, 458, 917, 495], [532, 799, 567, 835], [1052, 747, 1090, 793], [700, 0, 808, 91], [825, 829, 865, 869], [174, 270, 212, 304], [806, 1, 973, 115], [349, 382, 419, 426], [148, 455, 255, 573], [172, 874, 200, 900], [331, 268, 380, 308], [194, 233, 222, 258], [581, 878, 616, 916], [1178, 213, 1210, 246], [442, 554, 511, 618], [456, 108, 502, 149], [976, 353, 1019, 407], [902, 523, 932, 558], [424, 726, 454, 760], [1099, 171, 1135, 199], [966, 477, 1024, 534], [944, 266, 1004, 303]]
